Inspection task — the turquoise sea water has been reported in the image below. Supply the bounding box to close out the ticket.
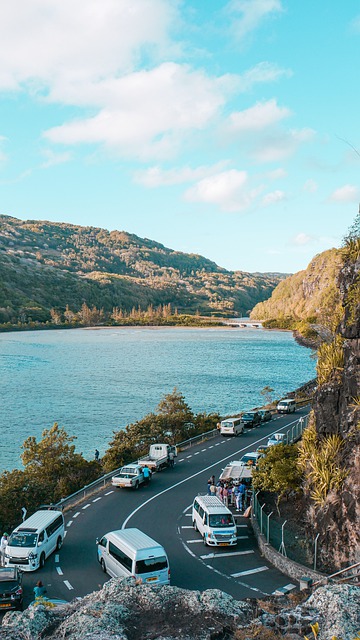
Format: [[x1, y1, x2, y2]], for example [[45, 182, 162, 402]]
[[0, 326, 316, 472]]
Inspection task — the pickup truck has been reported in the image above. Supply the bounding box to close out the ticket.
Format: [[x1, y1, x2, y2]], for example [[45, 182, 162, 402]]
[[219, 460, 254, 483], [138, 443, 177, 472], [111, 464, 149, 490]]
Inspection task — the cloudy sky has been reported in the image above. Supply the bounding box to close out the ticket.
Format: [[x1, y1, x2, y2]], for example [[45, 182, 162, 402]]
[[0, 0, 359, 272]]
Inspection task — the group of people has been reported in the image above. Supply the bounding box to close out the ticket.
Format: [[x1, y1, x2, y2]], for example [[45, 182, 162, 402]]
[[207, 476, 252, 512]]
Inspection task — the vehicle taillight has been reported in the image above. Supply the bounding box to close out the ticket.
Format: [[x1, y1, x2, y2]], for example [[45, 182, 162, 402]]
[[15, 587, 22, 596]]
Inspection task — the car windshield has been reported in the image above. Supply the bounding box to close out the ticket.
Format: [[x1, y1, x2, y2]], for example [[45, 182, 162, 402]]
[[209, 514, 234, 527], [221, 421, 235, 428], [135, 556, 168, 574], [9, 532, 37, 547]]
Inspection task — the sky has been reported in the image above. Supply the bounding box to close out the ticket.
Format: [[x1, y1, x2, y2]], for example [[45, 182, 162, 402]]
[[0, 1, 359, 273]]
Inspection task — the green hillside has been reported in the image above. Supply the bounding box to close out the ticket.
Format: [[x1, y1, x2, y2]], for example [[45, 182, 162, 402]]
[[0, 215, 284, 326]]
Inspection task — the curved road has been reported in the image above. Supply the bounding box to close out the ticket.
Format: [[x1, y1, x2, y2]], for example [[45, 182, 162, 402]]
[[21, 409, 308, 606]]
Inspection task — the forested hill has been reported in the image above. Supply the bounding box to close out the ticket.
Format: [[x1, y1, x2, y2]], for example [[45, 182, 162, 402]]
[[250, 248, 343, 339], [0, 215, 285, 325]]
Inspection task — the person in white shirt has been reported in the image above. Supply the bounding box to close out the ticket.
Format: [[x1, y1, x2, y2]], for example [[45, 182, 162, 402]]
[[0, 533, 8, 566]]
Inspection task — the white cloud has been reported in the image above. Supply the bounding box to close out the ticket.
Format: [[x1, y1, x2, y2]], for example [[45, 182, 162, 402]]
[[267, 168, 286, 179], [252, 127, 315, 162], [44, 63, 233, 159], [330, 184, 360, 203], [40, 149, 72, 168], [227, 0, 284, 40], [134, 161, 229, 187], [227, 99, 291, 133], [0, 0, 179, 92], [303, 179, 318, 193], [292, 232, 315, 246], [184, 169, 262, 212], [262, 189, 286, 205], [237, 62, 292, 92]]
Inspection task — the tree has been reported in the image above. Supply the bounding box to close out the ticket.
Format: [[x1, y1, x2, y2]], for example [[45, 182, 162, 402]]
[[156, 387, 192, 417], [260, 386, 274, 405], [252, 444, 302, 515]]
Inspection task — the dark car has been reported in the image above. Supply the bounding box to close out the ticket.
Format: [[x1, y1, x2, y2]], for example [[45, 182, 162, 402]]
[[0, 567, 23, 611], [241, 411, 261, 428], [258, 409, 272, 422]]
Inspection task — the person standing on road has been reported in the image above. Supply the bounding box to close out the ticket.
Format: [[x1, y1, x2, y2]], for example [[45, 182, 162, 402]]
[[237, 480, 247, 511], [0, 533, 8, 566], [209, 482, 216, 496], [33, 580, 47, 599], [168, 450, 175, 468], [142, 466, 151, 485]]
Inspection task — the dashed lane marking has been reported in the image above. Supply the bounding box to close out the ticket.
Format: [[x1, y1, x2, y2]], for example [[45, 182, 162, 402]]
[[181, 526, 194, 529], [56, 567, 63, 575], [92, 497, 102, 502], [63, 580, 74, 590], [73, 512, 80, 518], [178, 458, 185, 462], [200, 550, 254, 560], [186, 539, 204, 544], [105, 491, 114, 495], [185, 513, 191, 517], [201, 449, 207, 452], [208, 446, 214, 449], [186, 455, 192, 459], [231, 566, 269, 578], [67, 520, 73, 528], [55, 555, 59, 563], [82, 504, 91, 510], [215, 443, 221, 446], [194, 452, 200, 455]]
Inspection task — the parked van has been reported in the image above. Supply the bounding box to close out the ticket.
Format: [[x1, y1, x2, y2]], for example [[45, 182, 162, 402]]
[[192, 495, 237, 546], [220, 417, 244, 437], [96, 528, 170, 585], [277, 399, 296, 414], [5, 509, 64, 572]]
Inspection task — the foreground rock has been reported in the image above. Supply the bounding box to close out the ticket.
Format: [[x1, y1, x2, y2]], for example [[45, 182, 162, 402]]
[[1, 579, 359, 640]]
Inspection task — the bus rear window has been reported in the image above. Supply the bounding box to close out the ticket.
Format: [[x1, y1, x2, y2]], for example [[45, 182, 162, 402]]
[[135, 556, 168, 574]]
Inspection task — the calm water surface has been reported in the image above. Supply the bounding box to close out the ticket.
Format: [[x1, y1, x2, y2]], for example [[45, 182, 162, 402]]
[[0, 326, 316, 472]]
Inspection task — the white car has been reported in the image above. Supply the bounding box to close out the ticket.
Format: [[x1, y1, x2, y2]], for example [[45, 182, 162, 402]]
[[112, 464, 148, 489], [267, 432, 287, 447]]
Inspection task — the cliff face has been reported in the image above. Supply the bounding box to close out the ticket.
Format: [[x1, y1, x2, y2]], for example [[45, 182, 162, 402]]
[[310, 245, 360, 570]]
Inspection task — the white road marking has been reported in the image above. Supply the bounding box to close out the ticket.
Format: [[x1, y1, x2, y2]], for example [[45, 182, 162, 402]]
[[201, 550, 254, 560], [82, 504, 91, 510], [194, 452, 200, 455], [105, 491, 114, 495], [201, 449, 207, 452], [73, 512, 80, 518], [56, 566, 63, 575], [186, 539, 204, 544], [178, 458, 185, 462], [185, 513, 191, 517], [231, 566, 269, 578], [63, 580, 74, 590], [92, 497, 102, 502], [208, 446, 214, 449], [273, 583, 297, 595], [55, 555, 59, 563], [215, 443, 221, 446], [237, 535, 249, 540], [181, 526, 193, 529], [67, 520, 73, 528]]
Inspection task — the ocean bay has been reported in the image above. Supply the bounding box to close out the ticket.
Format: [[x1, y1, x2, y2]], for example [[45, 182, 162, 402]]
[[0, 325, 316, 472]]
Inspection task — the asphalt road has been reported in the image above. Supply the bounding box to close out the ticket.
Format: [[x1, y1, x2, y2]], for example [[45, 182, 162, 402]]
[[20, 408, 309, 607]]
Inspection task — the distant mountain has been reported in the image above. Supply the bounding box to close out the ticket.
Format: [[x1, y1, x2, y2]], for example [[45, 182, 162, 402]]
[[0, 215, 285, 324]]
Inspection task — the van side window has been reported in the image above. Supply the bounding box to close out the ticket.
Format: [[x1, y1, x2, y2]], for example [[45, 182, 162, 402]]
[[38, 531, 45, 543], [194, 501, 199, 513], [46, 515, 64, 538], [109, 541, 132, 571], [204, 514, 208, 525], [199, 507, 204, 519]]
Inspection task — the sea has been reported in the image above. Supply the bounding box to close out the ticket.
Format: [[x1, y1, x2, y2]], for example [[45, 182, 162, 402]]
[[0, 324, 316, 473]]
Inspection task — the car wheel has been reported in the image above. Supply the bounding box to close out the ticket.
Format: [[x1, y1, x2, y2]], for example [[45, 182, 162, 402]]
[[100, 558, 106, 573], [56, 536, 62, 551], [39, 553, 45, 568]]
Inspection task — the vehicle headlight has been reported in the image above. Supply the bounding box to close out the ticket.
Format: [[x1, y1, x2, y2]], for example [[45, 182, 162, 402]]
[[29, 552, 38, 560]]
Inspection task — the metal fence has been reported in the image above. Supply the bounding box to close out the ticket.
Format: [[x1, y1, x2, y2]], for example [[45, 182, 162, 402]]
[[252, 414, 322, 570]]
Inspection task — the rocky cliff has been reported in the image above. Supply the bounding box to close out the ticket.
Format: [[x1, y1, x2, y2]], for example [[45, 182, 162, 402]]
[[308, 237, 360, 571], [1, 578, 359, 640]]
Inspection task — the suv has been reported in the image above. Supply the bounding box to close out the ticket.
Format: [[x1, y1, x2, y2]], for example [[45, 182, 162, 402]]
[[241, 412, 261, 428], [258, 409, 272, 422], [0, 567, 23, 611]]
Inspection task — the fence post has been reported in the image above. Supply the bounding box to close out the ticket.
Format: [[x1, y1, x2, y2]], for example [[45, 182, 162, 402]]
[[314, 533, 320, 571], [260, 503, 266, 534], [279, 520, 287, 557], [267, 511, 273, 544]]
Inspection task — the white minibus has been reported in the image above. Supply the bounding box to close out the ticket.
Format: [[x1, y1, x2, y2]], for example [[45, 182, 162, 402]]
[[277, 399, 296, 414], [5, 509, 65, 572], [192, 495, 237, 546], [96, 528, 170, 585], [220, 417, 244, 436]]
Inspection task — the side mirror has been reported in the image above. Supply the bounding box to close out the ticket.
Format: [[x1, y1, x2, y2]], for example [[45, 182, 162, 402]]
[[96, 538, 99, 545]]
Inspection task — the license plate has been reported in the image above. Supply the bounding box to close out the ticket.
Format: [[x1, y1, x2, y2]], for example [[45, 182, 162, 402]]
[[218, 543, 229, 546], [146, 577, 158, 582], [0, 603, 10, 608]]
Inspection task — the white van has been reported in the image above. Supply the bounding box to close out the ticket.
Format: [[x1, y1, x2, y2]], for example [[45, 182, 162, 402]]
[[5, 509, 65, 572], [96, 528, 170, 585], [277, 399, 296, 414], [192, 495, 237, 547], [220, 417, 244, 437]]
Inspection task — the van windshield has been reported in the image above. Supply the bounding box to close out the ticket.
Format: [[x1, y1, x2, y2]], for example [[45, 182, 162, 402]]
[[135, 556, 168, 575], [209, 514, 234, 528], [221, 421, 235, 428], [9, 532, 37, 547]]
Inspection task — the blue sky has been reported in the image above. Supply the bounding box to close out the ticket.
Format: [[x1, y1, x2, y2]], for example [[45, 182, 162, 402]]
[[0, 0, 359, 273]]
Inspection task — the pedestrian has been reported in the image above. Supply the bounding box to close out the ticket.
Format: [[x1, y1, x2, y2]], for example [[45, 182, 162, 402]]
[[209, 483, 216, 496], [168, 450, 175, 468], [237, 480, 247, 511], [0, 533, 8, 566], [33, 580, 47, 599], [94, 449, 100, 461], [142, 466, 151, 485], [210, 475, 215, 485], [207, 478, 212, 495]]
